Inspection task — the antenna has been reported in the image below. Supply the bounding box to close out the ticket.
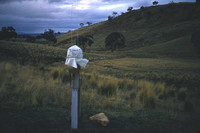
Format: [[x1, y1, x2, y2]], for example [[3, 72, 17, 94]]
[[69, 0, 95, 47]]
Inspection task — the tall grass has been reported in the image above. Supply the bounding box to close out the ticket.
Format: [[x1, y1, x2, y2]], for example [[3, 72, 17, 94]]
[[0, 62, 198, 122], [0, 62, 71, 108]]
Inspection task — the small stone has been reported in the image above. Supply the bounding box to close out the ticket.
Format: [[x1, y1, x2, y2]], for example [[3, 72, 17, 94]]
[[89, 113, 109, 126]]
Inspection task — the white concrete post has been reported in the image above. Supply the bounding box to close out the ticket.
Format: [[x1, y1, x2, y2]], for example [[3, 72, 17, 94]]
[[71, 68, 80, 129]]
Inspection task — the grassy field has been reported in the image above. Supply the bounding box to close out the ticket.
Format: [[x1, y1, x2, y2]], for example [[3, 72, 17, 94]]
[[0, 2, 200, 133], [0, 56, 200, 133]]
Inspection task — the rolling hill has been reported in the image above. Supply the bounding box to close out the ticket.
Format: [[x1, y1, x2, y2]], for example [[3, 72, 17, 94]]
[[56, 2, 200, 58]]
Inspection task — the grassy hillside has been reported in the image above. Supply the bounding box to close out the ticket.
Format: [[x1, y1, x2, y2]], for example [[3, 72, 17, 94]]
[[57, 2, 200, 58]]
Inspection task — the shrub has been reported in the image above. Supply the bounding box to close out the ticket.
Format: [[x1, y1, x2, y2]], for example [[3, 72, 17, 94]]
[[97, 79, 117, 97]]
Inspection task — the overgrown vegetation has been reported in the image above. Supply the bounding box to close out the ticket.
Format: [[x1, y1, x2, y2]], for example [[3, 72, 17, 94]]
[[0, 26, 17, 40]]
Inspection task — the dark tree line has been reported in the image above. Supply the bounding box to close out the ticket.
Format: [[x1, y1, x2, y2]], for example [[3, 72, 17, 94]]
[[41, 29, 57, 43], [0, 26, 57, 44], [0, 26, 17, 40], [24, 29, 57, 44]]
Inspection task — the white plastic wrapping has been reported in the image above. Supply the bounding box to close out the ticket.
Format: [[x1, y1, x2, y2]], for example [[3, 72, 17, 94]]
[[65, 45, 89, 68]]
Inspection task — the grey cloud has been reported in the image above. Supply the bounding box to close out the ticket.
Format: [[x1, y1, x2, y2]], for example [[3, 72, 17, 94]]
[[0, 0, 35, 4], [133, 0, 151, 8], [102, 0, 120, 2], [0, 0, 73, 4], [0, 1, 65, 19], [47, 0, 71, 4]]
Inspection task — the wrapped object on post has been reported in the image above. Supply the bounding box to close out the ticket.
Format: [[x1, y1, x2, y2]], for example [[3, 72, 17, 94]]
[[65, 45, 89, 68]]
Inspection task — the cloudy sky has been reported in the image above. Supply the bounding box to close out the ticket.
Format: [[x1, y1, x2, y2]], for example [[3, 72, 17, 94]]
[[0, 0, 195, 34]]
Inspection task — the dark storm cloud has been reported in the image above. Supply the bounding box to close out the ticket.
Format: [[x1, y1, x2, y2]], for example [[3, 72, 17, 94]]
[[0, 0, 35, 3], [0, 1, 62, 19], [0, 0, 73, 4]]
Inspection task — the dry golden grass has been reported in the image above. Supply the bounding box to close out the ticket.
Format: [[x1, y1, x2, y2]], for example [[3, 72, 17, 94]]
[[0, 59, 199, 124]]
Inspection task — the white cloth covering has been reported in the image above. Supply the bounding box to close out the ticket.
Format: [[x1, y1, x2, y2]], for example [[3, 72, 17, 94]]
[[65, 45, 89, 68]]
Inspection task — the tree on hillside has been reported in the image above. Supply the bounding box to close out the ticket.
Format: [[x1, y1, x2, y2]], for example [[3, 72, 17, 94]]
[[153, 1, 158, 6], [108, 16, 113, 21], [140, 6, 145, 10], [0, 26, 17, 40], [127, 6, 133, 12], [112, 11, 118, 17], [80, 23, 84, 28], [76, 35, 93, 52], [196, 0, 200, 3], [105, 32, 125, 52], [7, 26, 15, 32], [86, 22, 92, 26], [41, 29, 57, 43]]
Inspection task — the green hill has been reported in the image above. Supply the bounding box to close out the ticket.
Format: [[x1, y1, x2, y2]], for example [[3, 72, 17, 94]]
[[57, 2, 200, 58]]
